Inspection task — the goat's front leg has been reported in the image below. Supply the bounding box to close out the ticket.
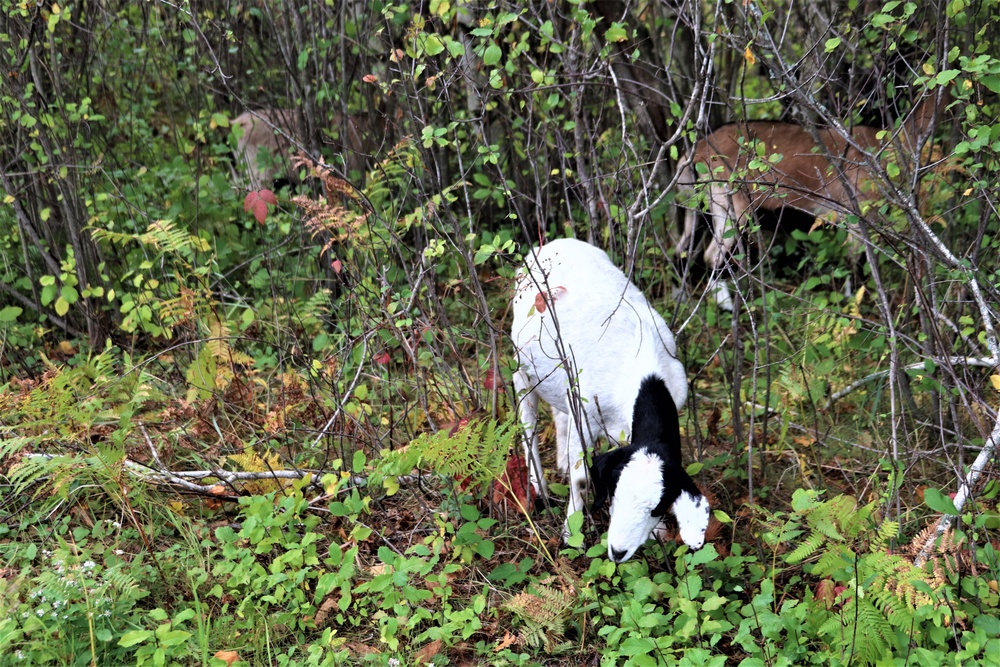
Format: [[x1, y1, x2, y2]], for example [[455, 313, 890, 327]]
[[704, 187, 745, 312], [561, 418, 591, 543], [513, 368, 548, 501]]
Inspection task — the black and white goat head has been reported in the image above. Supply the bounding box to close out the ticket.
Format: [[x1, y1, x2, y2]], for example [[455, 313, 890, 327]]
[[590, 375, 710, 563]]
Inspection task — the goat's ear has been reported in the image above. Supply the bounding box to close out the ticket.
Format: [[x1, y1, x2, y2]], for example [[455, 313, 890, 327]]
[[590, 447, 630, 512]]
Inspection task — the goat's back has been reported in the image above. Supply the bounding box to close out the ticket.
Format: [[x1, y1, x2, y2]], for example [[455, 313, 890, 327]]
[[511, 238, 687, 431], [680, 122, 885, 215]]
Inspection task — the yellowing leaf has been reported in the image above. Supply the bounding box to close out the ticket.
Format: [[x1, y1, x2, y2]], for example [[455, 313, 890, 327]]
[[744, 46, 756, 65], [990, 375, 1000, 392]]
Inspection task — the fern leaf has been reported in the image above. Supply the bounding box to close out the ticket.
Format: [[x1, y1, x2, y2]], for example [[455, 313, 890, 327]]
[[786, 530, 826, 564]]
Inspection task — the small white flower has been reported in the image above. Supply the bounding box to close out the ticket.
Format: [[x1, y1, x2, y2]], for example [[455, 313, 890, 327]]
[[83, 560, 96, 570]]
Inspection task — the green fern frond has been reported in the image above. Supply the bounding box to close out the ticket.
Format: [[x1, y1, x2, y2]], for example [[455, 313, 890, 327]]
[[812, 545, 854, 577], [91, 218, 205, 255], [379, 416, 515, 494], [7, 454, 71, 496], [810, 513, 845, 542], [872, 520, 900, 550], [787, 530, 826, 564]]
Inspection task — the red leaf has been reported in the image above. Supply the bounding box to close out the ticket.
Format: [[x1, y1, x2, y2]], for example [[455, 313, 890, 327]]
[[373, 351, 390, 365], [492, 454, 535, 508], [533, 292, 547, 313], [533, 286, 567, 314], [243, 189, 277, 224], [363, 74, 377, 83], [815, 579, 837, 609], [332, 259, 343, 274], [448, 417, 470, 436], [483, 367, 499, 390]]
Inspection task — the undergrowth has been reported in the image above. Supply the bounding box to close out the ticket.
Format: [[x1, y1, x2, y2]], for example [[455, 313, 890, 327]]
[[1, 339, 998, 666]]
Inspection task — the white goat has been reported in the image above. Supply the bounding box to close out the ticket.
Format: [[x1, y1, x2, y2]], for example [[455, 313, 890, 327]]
[[511, 238, 709, 562]]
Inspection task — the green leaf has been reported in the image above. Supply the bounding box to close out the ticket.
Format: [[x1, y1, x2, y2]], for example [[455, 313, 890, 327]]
[[981, 75, 1000, 94], [566, 510, 585, 547], [423, 34, 445, 56], [686, 461, 704, 476], [55, 296, 70, 316], [460, 504, 480, 521], [604, 25, 628, 42], [924, 488, 959, 515], [352, 449, 367, 473], [446, 39, 465, 59], [713, 509, 733, 524], [0, 306, 23, 322], [935, 69, 960, 85], [631, 576, 654, 602], [482, 43, 502, 66], [825, 37, 842, 52], [476, 540, 495, 559], [118, 630, 154, 647], [689, 543, 719, 565], [157, 629, 191, 647]]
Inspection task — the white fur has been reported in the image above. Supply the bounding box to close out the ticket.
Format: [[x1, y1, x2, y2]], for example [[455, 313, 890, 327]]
[[606, 449, 666, 563], [511, 238, 687, 540], [672, 490, 711, 551]]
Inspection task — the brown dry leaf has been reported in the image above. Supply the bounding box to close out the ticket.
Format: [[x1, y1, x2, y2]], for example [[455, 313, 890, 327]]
[[413, 639, 442, 664], [315, 596, 338, 627], [495, 631, 517, 652], [208, 485, 227, 496], [369, 564, 389, 576], [348, 642, 380, 657], [213, 650, 240, 666]]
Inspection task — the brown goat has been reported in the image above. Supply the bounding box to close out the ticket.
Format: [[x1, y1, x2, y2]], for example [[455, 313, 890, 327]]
[[675, 92, 946, 309], [233, 109, 377, 189]]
